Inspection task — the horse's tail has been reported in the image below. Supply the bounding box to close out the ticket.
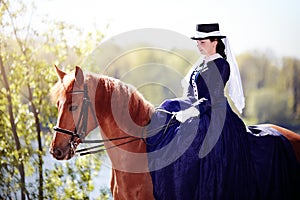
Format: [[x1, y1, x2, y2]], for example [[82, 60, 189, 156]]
[[266, 124, 300, 163]]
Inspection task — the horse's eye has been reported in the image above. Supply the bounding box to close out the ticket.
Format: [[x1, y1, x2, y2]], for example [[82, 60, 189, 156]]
[[69, 105, 78, 112]]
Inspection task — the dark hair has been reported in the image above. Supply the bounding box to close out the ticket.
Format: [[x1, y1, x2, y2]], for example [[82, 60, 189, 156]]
[[209, 37, 227, 60]]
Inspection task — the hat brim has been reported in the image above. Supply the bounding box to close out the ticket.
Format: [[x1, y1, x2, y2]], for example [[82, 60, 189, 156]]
[[191, 35, 226, 40]]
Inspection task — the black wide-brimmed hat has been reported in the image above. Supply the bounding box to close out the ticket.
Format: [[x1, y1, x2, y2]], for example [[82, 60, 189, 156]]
[[191, 23, 226, 40]]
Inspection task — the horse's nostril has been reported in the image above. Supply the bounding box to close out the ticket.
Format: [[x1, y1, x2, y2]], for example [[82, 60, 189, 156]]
[[53, 148, 64, 159]]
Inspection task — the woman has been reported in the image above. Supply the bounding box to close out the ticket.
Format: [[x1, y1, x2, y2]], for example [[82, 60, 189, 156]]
[[146, 23, 300, 200], [146, 23, 258, 200]]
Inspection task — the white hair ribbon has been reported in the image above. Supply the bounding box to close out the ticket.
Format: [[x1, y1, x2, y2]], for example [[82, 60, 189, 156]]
[[223, 37, 245, 113], [193, 31, 223, 38]]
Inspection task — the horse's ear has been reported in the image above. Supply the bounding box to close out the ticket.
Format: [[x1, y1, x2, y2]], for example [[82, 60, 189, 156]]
[[75, 66, 84, 86], [54, 65, 66, 81]]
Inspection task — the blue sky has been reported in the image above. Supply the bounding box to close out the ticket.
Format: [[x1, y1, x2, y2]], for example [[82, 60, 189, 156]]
[[36, 0, 300, 58]]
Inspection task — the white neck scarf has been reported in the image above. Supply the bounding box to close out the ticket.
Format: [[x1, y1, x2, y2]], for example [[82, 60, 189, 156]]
[[204, 53, 222, 63]]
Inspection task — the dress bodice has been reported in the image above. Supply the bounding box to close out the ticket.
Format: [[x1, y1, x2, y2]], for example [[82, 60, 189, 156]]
[[188, 57, 230, 104]]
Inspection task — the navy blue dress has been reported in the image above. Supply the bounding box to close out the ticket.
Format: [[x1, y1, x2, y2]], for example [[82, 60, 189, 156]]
[[146, 58, 300, 200]]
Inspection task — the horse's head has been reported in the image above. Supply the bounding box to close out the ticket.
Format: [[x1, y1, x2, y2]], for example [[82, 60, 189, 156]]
[[50, 66, 98, 160]]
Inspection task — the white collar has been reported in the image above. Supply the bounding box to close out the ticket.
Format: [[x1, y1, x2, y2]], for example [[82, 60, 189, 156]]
[[204, 53, 222, 63]]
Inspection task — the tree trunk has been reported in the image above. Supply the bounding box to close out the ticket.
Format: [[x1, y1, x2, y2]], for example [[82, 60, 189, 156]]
[[27, 83, 44, 200], [0, 53, 26, 200], [292, 60, 299, 118]]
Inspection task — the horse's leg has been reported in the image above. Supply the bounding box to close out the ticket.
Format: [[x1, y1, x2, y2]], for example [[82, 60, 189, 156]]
[[265, 124, 300, 163], [110, 170, 154, 200], [110, 169, 120, 200]]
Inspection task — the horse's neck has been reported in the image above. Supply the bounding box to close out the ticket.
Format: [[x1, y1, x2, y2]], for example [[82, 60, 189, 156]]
[[95, 76, 154, 138]]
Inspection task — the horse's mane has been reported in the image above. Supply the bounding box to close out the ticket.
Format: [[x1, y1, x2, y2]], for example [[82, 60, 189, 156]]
[[50, 81, 67, 104], [50, 70, 155, 129], [50, 75, 75, 104], [97, 75, 155, 129]]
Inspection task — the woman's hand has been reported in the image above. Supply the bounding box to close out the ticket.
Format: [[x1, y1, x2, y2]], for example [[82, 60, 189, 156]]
[[174, 107, 200, 123]]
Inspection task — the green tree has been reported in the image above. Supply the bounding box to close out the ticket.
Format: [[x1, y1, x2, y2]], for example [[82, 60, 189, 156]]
[[281, 57, 300, 119], [0, 0, 105, 199], [237, 51, 300, 128]]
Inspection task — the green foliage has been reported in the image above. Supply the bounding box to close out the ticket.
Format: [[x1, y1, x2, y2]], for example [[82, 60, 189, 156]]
[[238, 51, 300, 127], [246, 88, 291, 124], [0, 0, 106, 199], [44, 156, 102, 200], [97, 187, 113, 200]]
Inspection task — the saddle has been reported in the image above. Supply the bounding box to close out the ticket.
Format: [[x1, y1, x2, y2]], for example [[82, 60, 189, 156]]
[[247, 124, 281, 137]]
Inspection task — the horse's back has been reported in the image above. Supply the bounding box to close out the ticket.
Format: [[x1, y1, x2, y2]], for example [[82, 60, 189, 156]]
[[261, 124, 300, 163]]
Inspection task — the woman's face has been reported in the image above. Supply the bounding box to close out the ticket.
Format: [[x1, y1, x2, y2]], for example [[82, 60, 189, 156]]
[[197, 39, 217, 56]]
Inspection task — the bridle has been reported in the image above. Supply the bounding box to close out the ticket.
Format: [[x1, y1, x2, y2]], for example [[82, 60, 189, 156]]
[[54, 84, 97, 140], [53, 83, 178, 156]]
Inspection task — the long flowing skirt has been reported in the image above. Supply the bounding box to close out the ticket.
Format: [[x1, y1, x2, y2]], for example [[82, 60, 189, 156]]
[[146, 98, 300, 200]]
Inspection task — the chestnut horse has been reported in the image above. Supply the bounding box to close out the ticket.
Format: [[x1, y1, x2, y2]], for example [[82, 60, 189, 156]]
[[50, 66, 300, 199]]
